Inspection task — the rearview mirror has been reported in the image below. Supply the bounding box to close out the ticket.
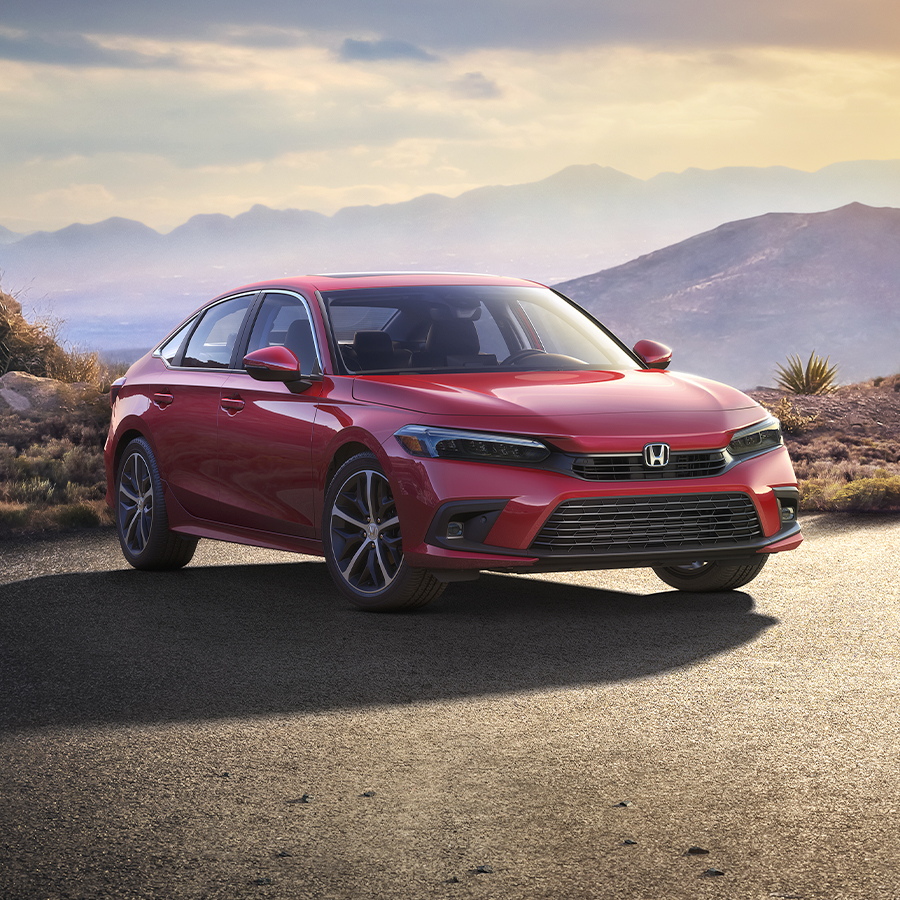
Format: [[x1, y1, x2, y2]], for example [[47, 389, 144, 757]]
[[633, 339, 672, 370], [243, 346, 311, 387]]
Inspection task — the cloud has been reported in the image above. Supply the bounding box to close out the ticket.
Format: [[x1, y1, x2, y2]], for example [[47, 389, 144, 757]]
[[339, 38, 438, 63], [1, 0, 898, 55], [0, 29, 178, 68], [450, 72, 501, 99]]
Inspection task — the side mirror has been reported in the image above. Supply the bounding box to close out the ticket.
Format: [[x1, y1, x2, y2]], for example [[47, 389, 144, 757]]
[[243, 346, 311, 387], [633, 339, 672, 370]]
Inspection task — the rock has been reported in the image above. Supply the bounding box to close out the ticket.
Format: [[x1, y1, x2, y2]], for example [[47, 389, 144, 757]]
[[702, 868, 725, 877], [445, 876, 460, 884], [287, 793, 313, 804], [361, 790, 376, 797], [275, 851, 292, 858], [0, 371, 102, 414], [622, 839, 638, 845], [614, 801, 633, 807], [686, 846, 710, 855], [475, 865, 494, 874], [253, 876, 273, 885]]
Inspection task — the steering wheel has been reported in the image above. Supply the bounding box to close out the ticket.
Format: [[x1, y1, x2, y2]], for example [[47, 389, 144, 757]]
[[500, 348, 546, 367]]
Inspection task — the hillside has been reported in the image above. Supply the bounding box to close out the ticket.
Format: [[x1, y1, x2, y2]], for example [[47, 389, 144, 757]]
[[556, 203, 900, 389], [1, 160, 899, 355]]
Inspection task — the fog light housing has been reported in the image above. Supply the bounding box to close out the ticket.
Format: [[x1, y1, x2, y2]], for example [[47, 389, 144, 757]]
[[446, 521, 465, 539]]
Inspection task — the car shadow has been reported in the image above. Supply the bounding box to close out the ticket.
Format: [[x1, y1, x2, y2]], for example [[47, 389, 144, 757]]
[[0, 561, 776, 730]]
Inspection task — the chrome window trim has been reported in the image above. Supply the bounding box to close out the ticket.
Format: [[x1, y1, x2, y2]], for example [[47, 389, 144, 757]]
[[152, 291, 258, 372], [249, 289, 325, 376]]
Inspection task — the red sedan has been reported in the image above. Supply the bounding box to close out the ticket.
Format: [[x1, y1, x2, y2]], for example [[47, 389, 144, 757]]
[[105, 272, 802, 610]]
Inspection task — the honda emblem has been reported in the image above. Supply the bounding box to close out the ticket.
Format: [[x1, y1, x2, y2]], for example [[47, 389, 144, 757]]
[[643, 443, 670, 467]]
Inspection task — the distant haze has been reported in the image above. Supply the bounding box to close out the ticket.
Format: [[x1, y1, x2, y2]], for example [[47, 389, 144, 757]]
[[1, 161, 899, 387]]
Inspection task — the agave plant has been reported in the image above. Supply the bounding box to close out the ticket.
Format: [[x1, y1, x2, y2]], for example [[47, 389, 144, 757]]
[[774, 351, 838, 395]]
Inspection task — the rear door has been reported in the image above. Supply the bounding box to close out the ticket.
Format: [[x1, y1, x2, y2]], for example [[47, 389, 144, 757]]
[[146, 292, 255, 520]]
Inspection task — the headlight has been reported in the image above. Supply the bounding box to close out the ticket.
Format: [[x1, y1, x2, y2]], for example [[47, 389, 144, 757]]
[[395, 425, 550, 463], [728, 416, 783, 456]]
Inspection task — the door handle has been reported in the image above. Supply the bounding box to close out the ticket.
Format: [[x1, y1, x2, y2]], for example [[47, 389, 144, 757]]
[[220, 396, 245, 414], [152, 392, 174, 408]]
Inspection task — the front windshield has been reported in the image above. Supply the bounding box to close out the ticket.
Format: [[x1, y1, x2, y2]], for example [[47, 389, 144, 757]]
[[320, 284, 638, 374]]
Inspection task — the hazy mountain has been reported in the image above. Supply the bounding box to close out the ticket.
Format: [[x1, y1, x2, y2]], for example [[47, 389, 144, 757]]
[[0, 225, 22, 245], [1, 160, 899, 358], [556, 203, 900, 389]]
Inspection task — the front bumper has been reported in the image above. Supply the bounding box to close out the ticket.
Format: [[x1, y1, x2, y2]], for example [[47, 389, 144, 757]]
[[390, 444, 802, 574]]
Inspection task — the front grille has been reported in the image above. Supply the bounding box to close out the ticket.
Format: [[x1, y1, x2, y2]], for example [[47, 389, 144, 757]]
[[531, 492, 761, 555], [571, 450, 727, 481]]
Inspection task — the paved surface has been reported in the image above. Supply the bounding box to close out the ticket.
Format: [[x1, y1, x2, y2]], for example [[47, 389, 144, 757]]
[[1, 514, 899, 899]]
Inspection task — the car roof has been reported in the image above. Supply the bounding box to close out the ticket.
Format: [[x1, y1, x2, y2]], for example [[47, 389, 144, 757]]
[[223, 272, 543, 295]]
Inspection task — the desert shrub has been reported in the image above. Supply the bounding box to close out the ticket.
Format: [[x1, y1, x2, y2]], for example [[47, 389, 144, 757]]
[[775, 351, 838, 395], [1, 288, 127, 387], [0, 292, 67, 377], [55, 503, 102, 528], [0, 292, 116, 531], [830, 472, 900, 511], [763, 397, 819, 434], [0, 501, 29, 529], [6, 477, 56, 504]]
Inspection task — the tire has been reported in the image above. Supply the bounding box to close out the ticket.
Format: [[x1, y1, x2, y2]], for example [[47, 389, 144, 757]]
[[115, 437, 198, 570], [323, 453, 446, 611], [652, 556, 768, 592]]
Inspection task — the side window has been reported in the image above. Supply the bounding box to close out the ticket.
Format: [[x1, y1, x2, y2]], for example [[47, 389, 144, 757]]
[[245, 293, 318, 375], [156, 317, 196, 365], [181, 295, 253, 369]]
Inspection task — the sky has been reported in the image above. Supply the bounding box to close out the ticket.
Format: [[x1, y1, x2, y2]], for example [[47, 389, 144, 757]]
[[1, 0, 898, 233]]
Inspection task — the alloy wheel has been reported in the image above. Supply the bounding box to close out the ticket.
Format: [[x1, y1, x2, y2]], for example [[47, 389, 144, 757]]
[[329, 468, 403, 594], [118, 450, 154, 556]]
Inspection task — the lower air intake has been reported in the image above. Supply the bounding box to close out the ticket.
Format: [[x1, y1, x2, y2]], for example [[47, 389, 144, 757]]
[[531, 492, 762, 555]]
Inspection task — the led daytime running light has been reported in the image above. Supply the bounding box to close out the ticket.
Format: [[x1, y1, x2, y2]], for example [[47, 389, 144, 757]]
[[395, 425, 550, 463], [728, 416, 783, 456]]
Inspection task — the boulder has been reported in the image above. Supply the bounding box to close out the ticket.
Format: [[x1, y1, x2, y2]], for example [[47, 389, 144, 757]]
[[0, 371, 103, 414]]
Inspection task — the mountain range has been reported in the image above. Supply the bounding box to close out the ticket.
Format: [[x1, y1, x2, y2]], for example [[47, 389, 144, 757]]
[[557, 202, 900, 389], [1, 160, 899, 385]]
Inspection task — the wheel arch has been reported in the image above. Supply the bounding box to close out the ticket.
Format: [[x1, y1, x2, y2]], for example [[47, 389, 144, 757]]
[[324, 441, 374, 492], [113, 427, 151, 481]]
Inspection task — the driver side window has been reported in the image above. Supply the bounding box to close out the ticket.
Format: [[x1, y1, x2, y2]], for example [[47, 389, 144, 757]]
[[246, 293, 318, 375]]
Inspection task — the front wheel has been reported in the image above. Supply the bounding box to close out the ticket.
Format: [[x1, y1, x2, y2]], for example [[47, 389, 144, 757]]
[[652, 556, 767, 592], [115, 437, 198, 570], [323, 453, 446, 611]]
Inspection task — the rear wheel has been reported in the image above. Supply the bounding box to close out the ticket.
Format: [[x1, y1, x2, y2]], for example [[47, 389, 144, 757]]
[[323, 453, 445, 611], [116, 437, 198, 570], [652, 556, 767, 592]]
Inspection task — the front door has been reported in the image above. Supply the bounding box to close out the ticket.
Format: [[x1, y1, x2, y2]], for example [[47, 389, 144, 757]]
[[216, 292, 322, 537]]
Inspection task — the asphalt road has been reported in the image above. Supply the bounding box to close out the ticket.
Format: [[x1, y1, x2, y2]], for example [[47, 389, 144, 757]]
[[1, 514, 899, 900]]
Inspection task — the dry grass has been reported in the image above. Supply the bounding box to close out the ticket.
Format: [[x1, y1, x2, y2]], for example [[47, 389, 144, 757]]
[[0, 289, 119, 534], [1, 290, 125, 388]]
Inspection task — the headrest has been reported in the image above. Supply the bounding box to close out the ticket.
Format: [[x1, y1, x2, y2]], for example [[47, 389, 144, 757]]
[[424, 319, 480, 356], [353, 330, 393, 354]]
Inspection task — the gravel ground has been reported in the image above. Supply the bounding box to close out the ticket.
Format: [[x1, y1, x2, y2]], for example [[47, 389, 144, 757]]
[[1, 515, 899, 899]]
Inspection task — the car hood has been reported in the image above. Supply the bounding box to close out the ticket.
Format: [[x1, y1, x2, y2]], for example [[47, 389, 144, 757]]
[[352, 369, 766, 452]]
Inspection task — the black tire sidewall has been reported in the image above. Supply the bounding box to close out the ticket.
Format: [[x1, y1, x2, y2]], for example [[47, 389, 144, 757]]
[[323, 453, 415, 609], [115, 437, 172, 569]]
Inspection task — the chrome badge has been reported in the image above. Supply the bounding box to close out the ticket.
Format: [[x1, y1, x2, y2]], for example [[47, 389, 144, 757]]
[[643, 442, 671, 467]]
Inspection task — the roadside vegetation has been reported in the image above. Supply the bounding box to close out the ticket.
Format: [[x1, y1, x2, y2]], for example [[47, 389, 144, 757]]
[[1, 301, 899, 535], [774, 351, 839, 395], [0, 290, 125, 534], [760, 390, 900, 512]]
